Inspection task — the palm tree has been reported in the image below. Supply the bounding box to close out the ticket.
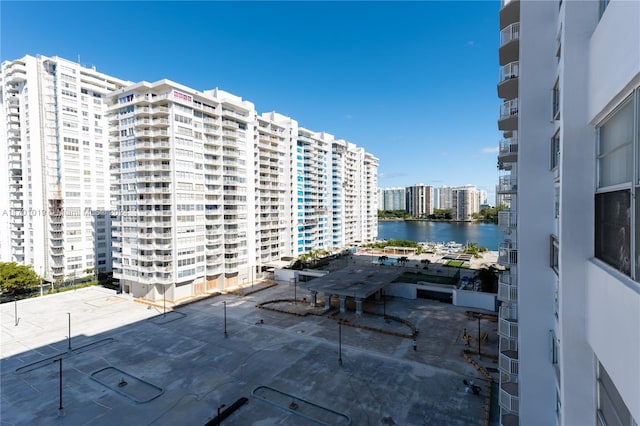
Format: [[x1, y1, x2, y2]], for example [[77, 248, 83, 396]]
[[475, 266, 499, 293]]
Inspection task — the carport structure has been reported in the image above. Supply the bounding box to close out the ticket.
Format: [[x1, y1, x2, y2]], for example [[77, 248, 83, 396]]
[[301, 265, 402, 315]]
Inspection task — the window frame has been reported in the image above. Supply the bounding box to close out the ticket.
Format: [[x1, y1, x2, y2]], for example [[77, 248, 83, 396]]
[[594, 89, 640, 281]]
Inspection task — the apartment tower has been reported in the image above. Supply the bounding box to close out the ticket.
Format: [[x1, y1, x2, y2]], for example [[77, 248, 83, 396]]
[[496, 1, 639, 425], [0, 55, 128, 282]]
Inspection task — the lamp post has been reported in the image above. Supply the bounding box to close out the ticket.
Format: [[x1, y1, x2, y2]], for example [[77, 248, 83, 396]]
[[294, 277, 297, 304], [54, 358, 63, 414], [217, 403, 226, 426], [14, 298, 18, 326], [476, 313, 482, 360], [223, 301, 227, 338], [67, 313, 71, 351], [338, 320, 343, 366], [163, 286, 166, 317]]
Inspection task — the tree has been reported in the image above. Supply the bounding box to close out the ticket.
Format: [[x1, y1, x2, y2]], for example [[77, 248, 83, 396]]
[[0, 262, 40, 296], [397, 256, 409, 266], [474, 266, 499, 293]]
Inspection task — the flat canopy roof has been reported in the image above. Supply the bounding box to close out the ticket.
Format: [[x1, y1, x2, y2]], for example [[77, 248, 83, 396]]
[[301, 265, 402, 299]]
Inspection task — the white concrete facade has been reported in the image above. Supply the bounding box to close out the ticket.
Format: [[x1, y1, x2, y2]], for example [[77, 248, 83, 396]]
[[107, 78, 378, 302], [379, 187, 406, 211], [0, 55, 128, 283], [406, 184, 434, 217], [496, 1, 640, 425]]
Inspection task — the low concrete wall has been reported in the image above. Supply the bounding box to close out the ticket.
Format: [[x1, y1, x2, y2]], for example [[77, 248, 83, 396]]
[[452, 289, 496, 312], [273, 269, 329, 283], [386, 283, 416, 299]]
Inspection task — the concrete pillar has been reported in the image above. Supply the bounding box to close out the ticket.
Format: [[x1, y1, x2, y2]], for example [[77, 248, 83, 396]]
[[309, 290, 317, 307], [339, 295, 347, 313], [324, 294, 332, 311], [355, 298, 363, 316]]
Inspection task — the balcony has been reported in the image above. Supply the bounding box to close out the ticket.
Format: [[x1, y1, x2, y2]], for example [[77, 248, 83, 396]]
[[500, 412, 519, 426], [498, 210, 517, 233], [500, 0, 520, 29], [498, 99, 518, 131], [499, 22, 520, 65], [498, 309, 518, 339], [498, 62, 519, 100], [497, 174, 517, 194], [498, 241, 518, 266], [499, 381, 519, 414], [498, 136, 518, 164], [499, 349, 519, 376], [498, 272, 517, 303]]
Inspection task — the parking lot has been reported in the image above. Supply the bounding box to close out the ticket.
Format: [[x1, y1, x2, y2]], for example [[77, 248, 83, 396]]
[[1, 279, 498, 425]]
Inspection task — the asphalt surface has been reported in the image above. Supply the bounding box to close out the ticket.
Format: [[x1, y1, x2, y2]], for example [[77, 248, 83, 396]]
[[1, 278, 498, 426]]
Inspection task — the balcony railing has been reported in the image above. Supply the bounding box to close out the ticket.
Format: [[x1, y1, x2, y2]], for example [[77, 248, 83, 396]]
[[499, 62, 520, 83], [500, 22, 520, 47], [499, 99, 519, 120], [498, 244, 518, 266], [498, 210, 517, 232], [499, 382, 519, 414], [498, 280, 518, 303], [499, 350, 519, 376], [497, 175, 517, 194]]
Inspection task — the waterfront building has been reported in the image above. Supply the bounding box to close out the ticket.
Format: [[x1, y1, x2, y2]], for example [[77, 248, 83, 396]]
[[451, 185, 481, 221], [405, 184, 433, 218], [108, 78, 378, 300], [379, 187, 406, 211], [495, 1, 639, 425], [0, 55, 129, 282], [436, 185, 453, 210]]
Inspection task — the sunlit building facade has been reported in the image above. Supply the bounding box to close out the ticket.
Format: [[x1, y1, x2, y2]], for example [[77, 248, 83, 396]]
[[0, 55, 128, 282], [495, 1, 639, 425]]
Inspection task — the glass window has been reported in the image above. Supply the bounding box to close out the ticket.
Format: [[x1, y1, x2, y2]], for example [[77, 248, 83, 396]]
[[596, 361, 634, 426], [595, 90, 639, 280], [598, 100, 633, 188]]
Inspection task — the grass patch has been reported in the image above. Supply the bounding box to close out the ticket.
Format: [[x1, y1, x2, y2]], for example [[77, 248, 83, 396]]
[[444, 260, 465, 267], [392, 272, 456, 285]]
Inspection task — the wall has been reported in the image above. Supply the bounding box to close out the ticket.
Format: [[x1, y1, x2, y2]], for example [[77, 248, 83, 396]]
[[452, 289, 496, 312], [586, 261, 640, 422]]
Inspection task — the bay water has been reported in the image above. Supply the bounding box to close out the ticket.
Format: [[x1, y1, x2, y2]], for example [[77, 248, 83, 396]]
[[377, 221, 504, 250]]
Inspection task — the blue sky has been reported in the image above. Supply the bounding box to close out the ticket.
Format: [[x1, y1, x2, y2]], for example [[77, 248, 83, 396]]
[[2, 1, 502, 204]]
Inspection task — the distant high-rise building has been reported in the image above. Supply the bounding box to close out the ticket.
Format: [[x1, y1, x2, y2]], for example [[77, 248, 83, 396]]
[[495, 1, 639, 425], [378, 187, 406, 211], [405, 184, 433, 217], [436, 185, 453, 210], [0, 55, 129, 282], [451, 185, 480, 221]]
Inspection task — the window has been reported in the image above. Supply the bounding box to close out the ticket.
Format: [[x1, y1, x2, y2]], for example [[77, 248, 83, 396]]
[[552, 80, 560, 120], [596, 361, 635, 426], [595, 92, 638, 279], [549, 235, 560, 275], [551, 131, 560, 170]]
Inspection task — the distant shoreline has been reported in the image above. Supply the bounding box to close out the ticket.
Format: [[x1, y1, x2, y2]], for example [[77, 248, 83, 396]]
[[378, 218, 495, 224]]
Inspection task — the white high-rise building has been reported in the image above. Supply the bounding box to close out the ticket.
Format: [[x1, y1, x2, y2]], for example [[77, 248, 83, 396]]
[[109, 81, 257, 298], [0, 55, 128, 282], [495, 1, 639, 425], [451, 185, 481, 221], [108, 78, 378, 300], [436, 185, 453, 210], [379, 187, 406, 211]]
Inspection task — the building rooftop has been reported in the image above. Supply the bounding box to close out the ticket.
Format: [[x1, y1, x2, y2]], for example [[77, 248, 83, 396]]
[[1, 283, 496, 425]]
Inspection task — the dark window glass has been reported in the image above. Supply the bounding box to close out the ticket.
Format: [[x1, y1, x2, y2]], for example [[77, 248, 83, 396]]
[[595, 190, 630, 275]]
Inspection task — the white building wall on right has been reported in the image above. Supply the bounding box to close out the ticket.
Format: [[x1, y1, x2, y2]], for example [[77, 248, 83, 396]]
[[587, 0, 640, 422]]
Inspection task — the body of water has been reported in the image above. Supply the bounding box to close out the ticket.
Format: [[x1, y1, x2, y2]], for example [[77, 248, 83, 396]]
[[377, 221, 504, 250]]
